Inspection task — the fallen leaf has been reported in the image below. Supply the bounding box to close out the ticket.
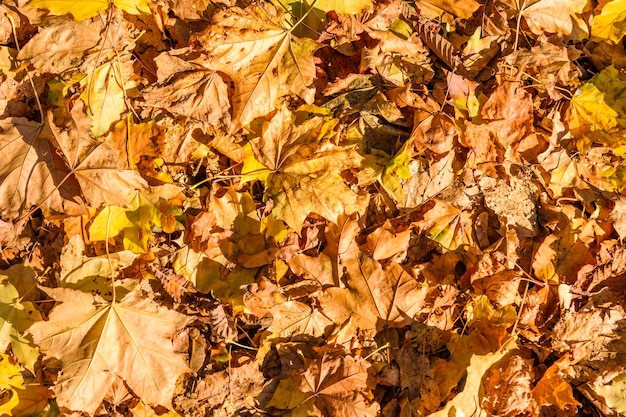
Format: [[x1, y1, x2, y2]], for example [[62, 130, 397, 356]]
[[267, 352, 379, 417], [593, 372, 626, 415], [29, 0, 150, 21], [0, 278, 42, 373], [430, 338, 517, 417], [319, 232, 427, 345], [590, 0, 626, 43], [194, 3, 320, 131], [532, 361, 581, 413], [142, 69, 230, 125], [28, 284, 193, 415], [241, 106, 367, 232], [81, 56, 137, 137], [17, 20, 99, 74]]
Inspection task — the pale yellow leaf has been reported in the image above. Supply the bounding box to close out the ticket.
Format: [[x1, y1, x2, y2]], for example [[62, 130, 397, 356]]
[[28, 285, 193, 415]]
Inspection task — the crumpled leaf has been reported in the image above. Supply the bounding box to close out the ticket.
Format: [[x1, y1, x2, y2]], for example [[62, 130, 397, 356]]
[[193, 3, 320, 132], [17, 20, 99, 74], [28, 0, 150, 21], [142, 69, 230, 125], [28, 284, 193, 416]]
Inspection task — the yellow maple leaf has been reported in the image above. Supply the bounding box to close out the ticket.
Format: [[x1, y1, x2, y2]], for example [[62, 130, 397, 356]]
[[0, 278, 42, 373], [89, 188, 183, 254], [28, 0, 149, 21], [567, 65, 626, 150], [591, 0, 626, 43], [81, 56, 137, 137]]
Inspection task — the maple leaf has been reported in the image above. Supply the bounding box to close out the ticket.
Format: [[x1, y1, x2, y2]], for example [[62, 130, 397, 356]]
[[60, 234, 138, 295], [0, 353, 24, 415], [430, 338, 516, 416], [591, 0, 626, 43], [265, 300, 334, 341], [267, 352, 379, 417], [532, 228, 595, 284], [193, 3, 320, 132], [89, 188, 183, 254], [28, 284, 193, 415], [0, 118, 82, 219], [105, 115, 166, 170], [81, 55, 137, 137], [16, 20, 100, 74], [142, 68, 231, 126], [365, 220, 412, 260], [415, 199, 474, 251], [28, 0, 150, 21], [567, 65, 626, 149], [318, 219, 427, 345], [241, 106, 367, 232], [0, 278, 42, 373], [0, 354, 51, 417]]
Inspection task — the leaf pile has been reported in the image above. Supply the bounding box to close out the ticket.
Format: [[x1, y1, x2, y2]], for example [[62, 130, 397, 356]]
[[2, 0, 626, 416]]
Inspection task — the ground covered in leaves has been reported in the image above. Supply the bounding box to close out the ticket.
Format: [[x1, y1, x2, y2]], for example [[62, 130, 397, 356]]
[[2, 0, 626, 416]]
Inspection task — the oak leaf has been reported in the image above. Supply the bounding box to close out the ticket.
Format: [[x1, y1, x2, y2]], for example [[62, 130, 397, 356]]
[[193, 3, 320, 132], [28, 0, 149, 21], [28, 284, 193, 415]]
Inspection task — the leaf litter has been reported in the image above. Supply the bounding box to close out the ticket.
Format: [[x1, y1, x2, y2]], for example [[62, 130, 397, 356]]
[[1, 0, 626, 416]]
